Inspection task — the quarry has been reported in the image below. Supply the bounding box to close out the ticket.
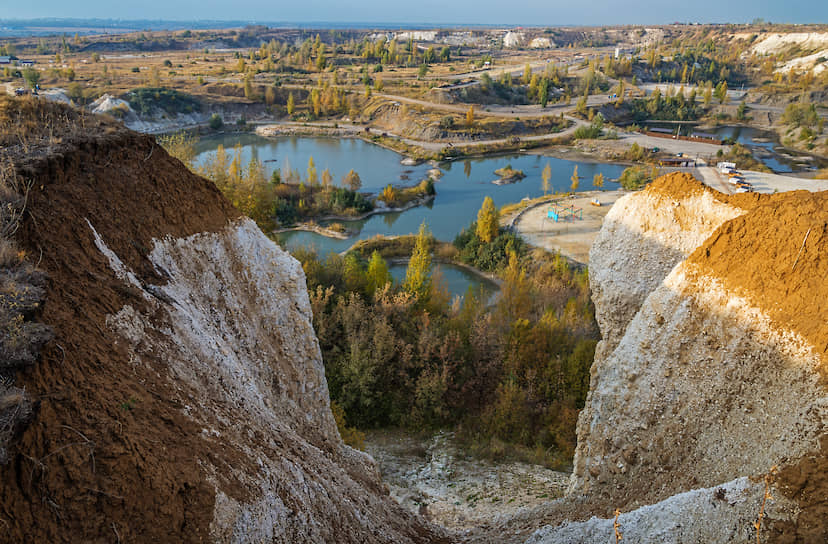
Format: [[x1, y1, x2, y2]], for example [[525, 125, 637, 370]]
[[0, 15, 827, 543], [0, 94, 824, 543]]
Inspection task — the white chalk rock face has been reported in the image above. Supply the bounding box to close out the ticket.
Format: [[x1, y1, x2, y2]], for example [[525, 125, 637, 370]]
[[545, 175, 828, 542], [571, 260, 826, 503], [101, 218, 442, 543], [529, 477, 797, 544], [587, 185, 745, 361]]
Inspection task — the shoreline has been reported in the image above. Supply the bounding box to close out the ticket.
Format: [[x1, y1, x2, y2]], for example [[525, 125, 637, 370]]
[[315, 193, 436, 223], [387, 256, 503, 289], [272, 222, 351, 240], [274, 194, 437, 240]]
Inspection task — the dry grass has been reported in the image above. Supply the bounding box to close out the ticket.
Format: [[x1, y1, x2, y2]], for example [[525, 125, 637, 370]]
[[754, 465, 778, 544], [0, 95, 123, 160], [0, 123, 54, 465], [613, 508, 622, 543]]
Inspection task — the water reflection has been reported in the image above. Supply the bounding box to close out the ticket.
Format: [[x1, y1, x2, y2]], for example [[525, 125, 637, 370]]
[[197, 134, 627, 256]]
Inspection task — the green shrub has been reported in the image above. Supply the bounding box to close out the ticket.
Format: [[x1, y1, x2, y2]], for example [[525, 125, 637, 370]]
[[125, 87, 201, 116], [618, 165, 651, 190], [454, 223, 527, 272], [208, 113, 223, 130]]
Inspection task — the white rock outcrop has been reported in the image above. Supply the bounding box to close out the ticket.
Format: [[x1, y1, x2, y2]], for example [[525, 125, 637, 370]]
[[99, 218, 444, 543], [526, 174, 827, 543], [586, 182, 746, 361], [503, 31, 525, 49], [529, 477, 797, 544]]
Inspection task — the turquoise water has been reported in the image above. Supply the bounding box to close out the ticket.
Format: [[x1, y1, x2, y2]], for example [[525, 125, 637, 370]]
[[195, 134, 628, 299], [194, 133, 434, 191], [388, 263, 497, 302], [193, 134, 627, 256]]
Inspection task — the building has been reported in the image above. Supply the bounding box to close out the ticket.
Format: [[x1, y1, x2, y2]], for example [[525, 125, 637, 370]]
[[0, 56, 10, 65], [19, 60, 35, 67]]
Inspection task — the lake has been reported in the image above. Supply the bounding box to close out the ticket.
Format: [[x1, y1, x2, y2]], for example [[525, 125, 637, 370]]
[[388, 263, 497, 303], [195, 134, 627, 258], [194, 133, 434, 191]]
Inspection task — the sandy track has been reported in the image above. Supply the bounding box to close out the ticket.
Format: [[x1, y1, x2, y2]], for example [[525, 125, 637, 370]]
[[512, 191, 626, 264]]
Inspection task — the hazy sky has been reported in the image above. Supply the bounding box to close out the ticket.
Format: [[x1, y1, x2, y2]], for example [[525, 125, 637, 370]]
[[4, 0, 827, 25]]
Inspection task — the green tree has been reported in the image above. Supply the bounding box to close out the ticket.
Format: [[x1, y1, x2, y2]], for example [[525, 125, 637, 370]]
[[736, 100, 747, 121], [476, 196, 500, 244], [418, 64, 428, 79], [541, 162, 552, 195], [208, 113, 223, 130], [21, 68, 40, 89], [570, 165, 580, 192], [480, 72, 492, 91], [404, 222, 433, 298], [538, 77, 549, 107], [366, 251, 391, 295], [287, 92, 295, 115]]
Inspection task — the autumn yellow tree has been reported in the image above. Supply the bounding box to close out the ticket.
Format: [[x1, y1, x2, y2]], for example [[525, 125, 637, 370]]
[[307, 156, 318, 186], [466, 105, 475, 127], [287, 92, 295, 115], [476, 196, 499, 243], [593, 172, 604, 188], [541, 162, 552, 195], [404, 222, 433, 298], [321, 168, 333, 189], [380, 184, 397, 204], [148, 66, 161, 87], [570, 165, 580, 192], [310, 88, 321, 116], [243, 74, 255, 100], [343, 169, 362, 191]]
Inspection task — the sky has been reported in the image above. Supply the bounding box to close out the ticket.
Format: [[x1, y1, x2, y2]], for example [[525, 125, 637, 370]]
[[3, 0, 827, 26]]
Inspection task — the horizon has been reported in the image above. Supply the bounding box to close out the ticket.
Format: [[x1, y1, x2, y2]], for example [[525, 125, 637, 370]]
[[2, 0, 827, 28]]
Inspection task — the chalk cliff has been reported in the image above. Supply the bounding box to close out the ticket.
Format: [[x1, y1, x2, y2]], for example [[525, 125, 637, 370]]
[[533, 173, 827, 542], [0, 97, 446, 543]]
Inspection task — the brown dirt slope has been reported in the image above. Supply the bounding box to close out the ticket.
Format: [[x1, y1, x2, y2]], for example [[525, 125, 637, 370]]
[[644, 170, 771, 210], [0, 97, 446, 543], [0, 97, 239, 543], [688, 189, 828, 366], [685, 186, 828, 543]]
